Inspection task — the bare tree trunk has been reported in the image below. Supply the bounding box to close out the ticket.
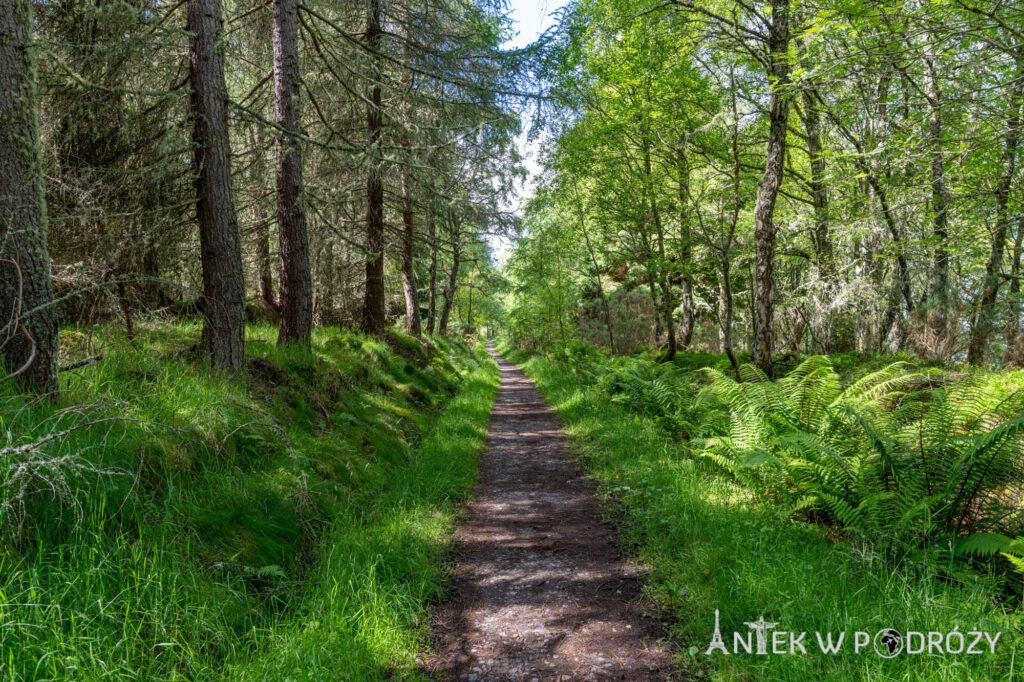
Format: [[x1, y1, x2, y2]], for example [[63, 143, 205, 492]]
[[640, 128, 676, 361], [361, 0, 386, 334], [315, 240, 335, 324], [426, 189, 438, 335], [1005, 218, 1024, 365], [0, 0, 58, 392], [247, 125, 276, 309], [273, 0, 311, 347], [400, 170, 421, 336], [438, 219, 460, 335], [677, 143, 694, 349], [646, 270, 662, 343], [752, 0, 791, 376], [654, 213, 676, 361], [968, 72, 1023, 365], [188, 0, 245, 370], [719, 270, 739, 379], [398, 0, 421, 337], [722, 78, 742, 379], [922, 19, 950, 350]]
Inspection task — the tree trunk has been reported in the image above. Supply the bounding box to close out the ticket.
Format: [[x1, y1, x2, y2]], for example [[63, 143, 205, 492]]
[[646, 270, 662, 343], [922, 20, 950, 350], [641, 127, 676, 361], [800, 85, 847, 351], [188, 0, 246, 370], [0, 0, 58, 393], [247, 125, 276, 308], [677, 143, 694, 349], [574, 182, 615, 353], [398, 0, 421, 337], [968, 72, 1023, 365], [315, 240, 335, 324], [1005, 218, 1024, 365], [719, 264, 739, 379], [273, 0, 311, 347], [361, 0, 386, 334], [722, 76, 741, 379], [752, 0, 791, 376], [426, 189, 438, 335], [438, 222, 460, 335], [400, 170, 421, 336]]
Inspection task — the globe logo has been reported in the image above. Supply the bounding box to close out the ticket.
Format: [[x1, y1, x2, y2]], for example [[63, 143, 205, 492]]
[[873, 628, 903, 658]]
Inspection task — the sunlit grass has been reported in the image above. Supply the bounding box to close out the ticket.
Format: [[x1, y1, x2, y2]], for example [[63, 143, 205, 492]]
[[0, 323, 498, 681], [508, 349, 1022, 681]]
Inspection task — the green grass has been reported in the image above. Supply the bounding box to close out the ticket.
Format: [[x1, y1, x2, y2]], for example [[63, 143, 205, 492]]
[[223, 348, 499, 680], [504, 347, 1022, 682], [0, 322, 499, 681]]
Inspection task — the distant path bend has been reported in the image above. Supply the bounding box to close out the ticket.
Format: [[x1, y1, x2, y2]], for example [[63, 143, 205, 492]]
[[426, 344, 672, 681]]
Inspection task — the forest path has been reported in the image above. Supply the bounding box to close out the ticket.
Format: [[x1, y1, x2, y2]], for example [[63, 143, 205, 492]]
[[424, 344, 673, 681]]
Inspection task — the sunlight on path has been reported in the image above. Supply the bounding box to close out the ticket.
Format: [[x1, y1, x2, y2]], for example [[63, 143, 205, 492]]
[[425, 344, 672, 681]]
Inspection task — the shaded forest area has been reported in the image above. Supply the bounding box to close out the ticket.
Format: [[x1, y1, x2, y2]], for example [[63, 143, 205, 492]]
[[1, 0, 519, 392], [0, 0, 517, 678]]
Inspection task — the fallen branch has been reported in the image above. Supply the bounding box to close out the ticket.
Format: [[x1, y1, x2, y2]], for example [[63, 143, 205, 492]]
[[0, 416, 186, 458], [59, 354, 105, 372]]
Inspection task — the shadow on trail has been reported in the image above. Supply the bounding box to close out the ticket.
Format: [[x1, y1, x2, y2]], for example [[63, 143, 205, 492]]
[[424, 345, 672, 681]]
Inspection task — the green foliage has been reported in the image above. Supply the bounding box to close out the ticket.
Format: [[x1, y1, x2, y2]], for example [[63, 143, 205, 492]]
[[529, 341, 1024, 598], [0, 323, 498, 681], [698, 357, 1024, 551], [509, 347, 1021, 681]]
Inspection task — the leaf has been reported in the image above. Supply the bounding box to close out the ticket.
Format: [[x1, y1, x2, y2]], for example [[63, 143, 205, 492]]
[[954, 533, 1012, 557]]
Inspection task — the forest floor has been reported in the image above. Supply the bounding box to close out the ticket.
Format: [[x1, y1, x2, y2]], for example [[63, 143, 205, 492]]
[[425, 345, 674, 681]]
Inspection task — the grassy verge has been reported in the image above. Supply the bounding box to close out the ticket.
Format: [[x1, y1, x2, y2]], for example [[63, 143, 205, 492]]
[[0, 323, 498, 681], [223, 346, 499, 680], [505, 348, 1021, 682]]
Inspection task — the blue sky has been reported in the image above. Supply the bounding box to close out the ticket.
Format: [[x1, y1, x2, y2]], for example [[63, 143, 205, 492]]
[[504, 0, 558, 49], [494, 0, 564, 260]]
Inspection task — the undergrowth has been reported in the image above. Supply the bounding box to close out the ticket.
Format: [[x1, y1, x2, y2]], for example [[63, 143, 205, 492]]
[[0, 322, 498, 681], [507, 345, 1022, 681]]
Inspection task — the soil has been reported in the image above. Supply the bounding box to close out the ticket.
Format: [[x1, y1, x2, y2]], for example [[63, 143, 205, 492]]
[[424, 345, 674, 681]]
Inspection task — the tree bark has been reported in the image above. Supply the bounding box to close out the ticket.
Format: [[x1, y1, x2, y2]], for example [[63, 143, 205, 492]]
[[676, 143, 694, 349], [722, 79, 742, 379], [426, 187, 438, 335], [273, 0, 312, 347], [922, 19, 950, 349], [0, 1, 58, 392], [400, 170, 421, 336], [398, 0, 421, 337], [640, 120, 676, 361], [247, 125, 276, 309], [573, 181, 615, 353], [752, 0, 791, 376], [967, 72, 1023, 365], [438, 217, 460, 335], [1005, 218, 1024, 365], [361, 0, 386, 334], [188, 0, 246, 370], [800, 85, 848, 352]]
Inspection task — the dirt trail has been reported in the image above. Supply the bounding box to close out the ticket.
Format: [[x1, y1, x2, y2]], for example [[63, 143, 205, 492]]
[[425, 345, 673, 681]]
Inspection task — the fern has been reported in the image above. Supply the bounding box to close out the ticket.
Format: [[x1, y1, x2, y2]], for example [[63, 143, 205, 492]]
[[697, 358, 1024, 552]]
